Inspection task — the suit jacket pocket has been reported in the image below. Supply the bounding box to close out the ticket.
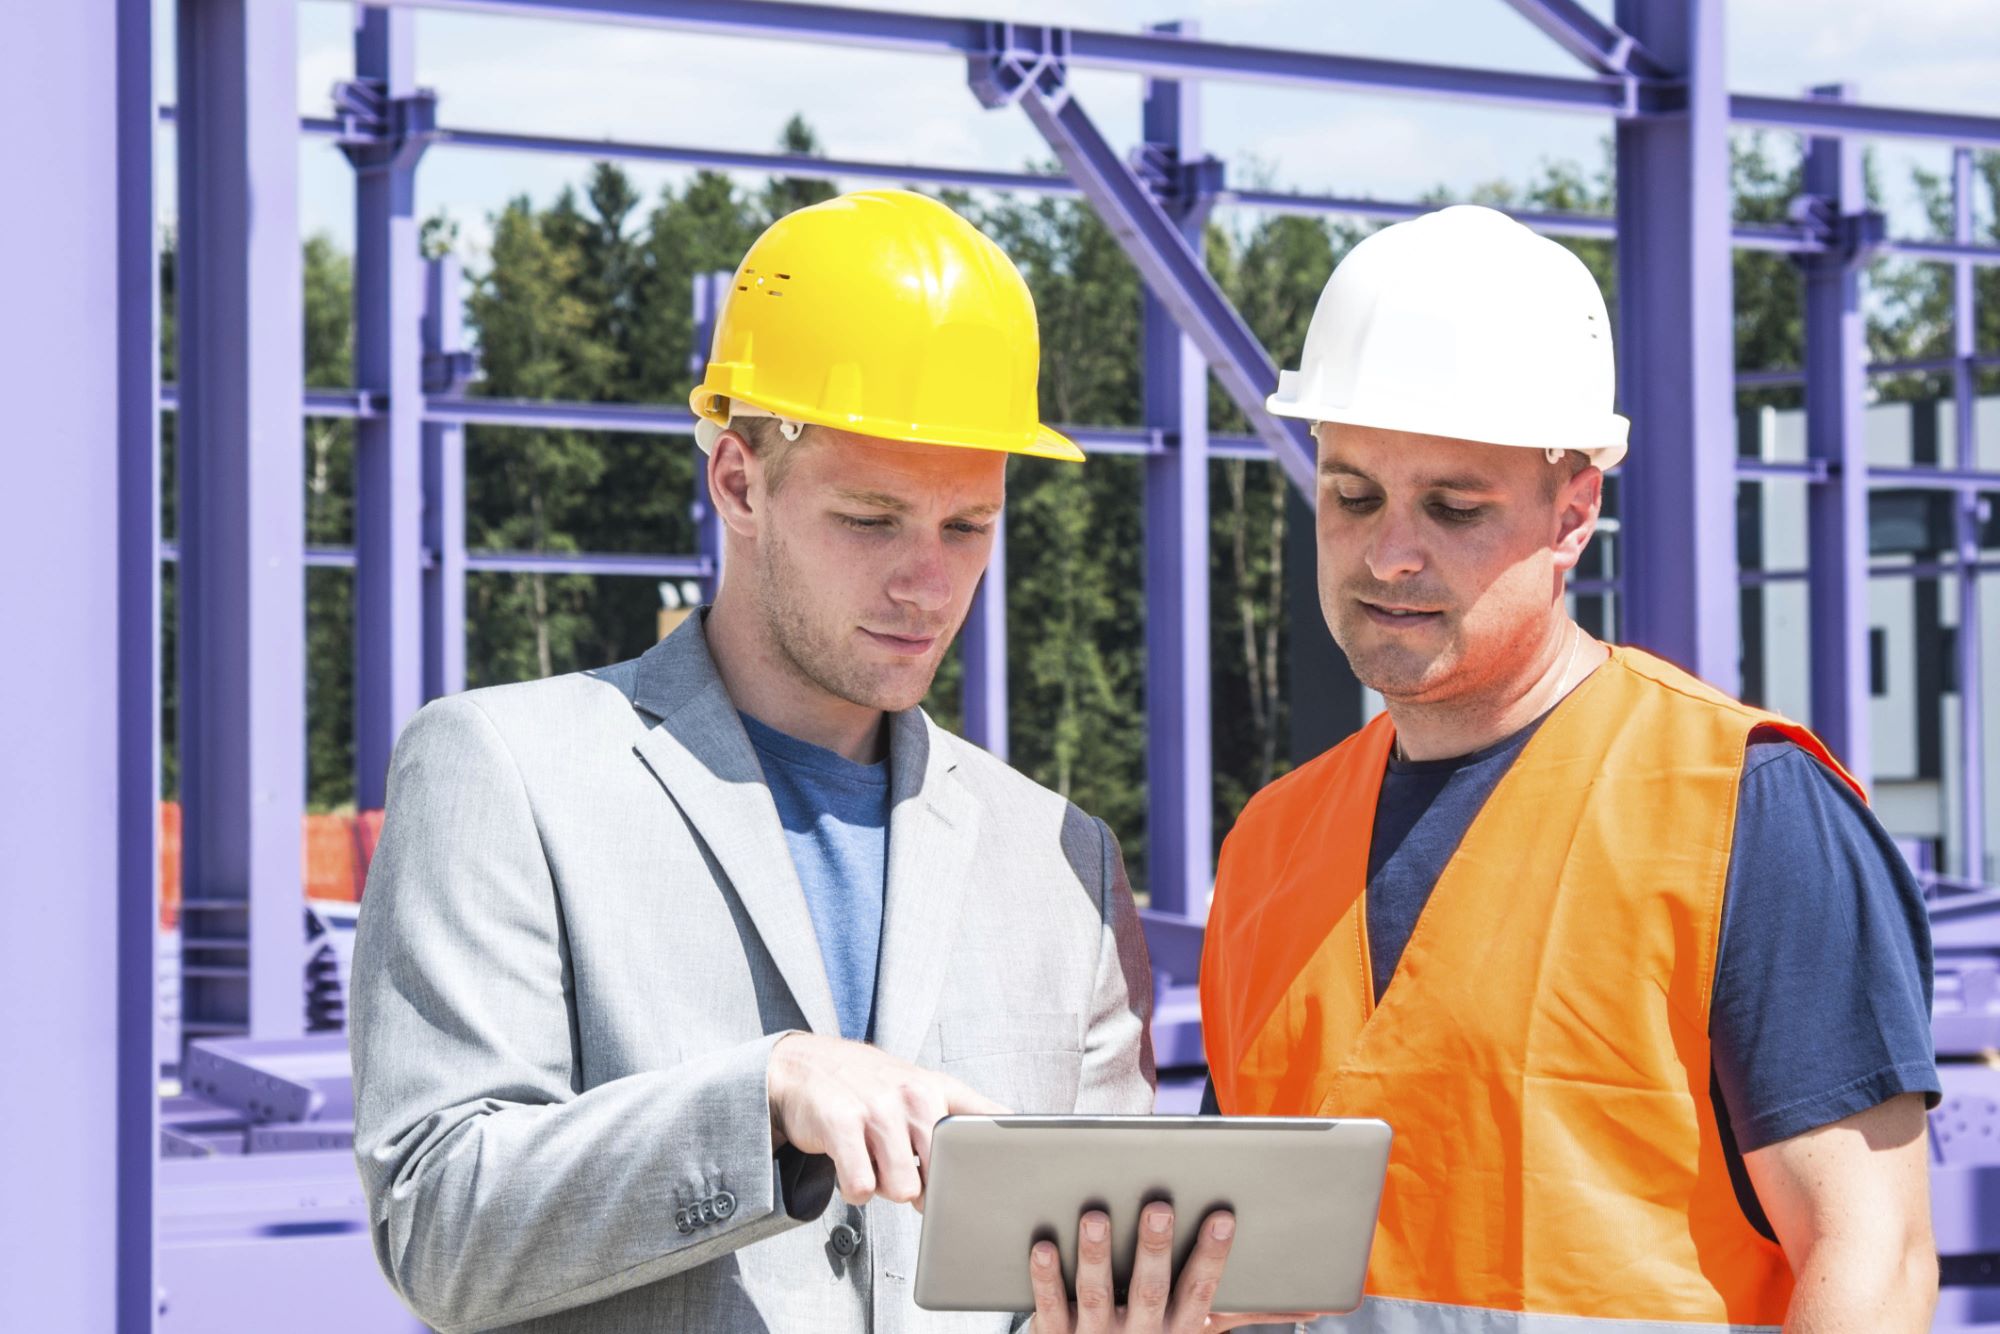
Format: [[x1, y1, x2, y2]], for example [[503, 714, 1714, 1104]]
[[938, 1011, 1083, 1111]]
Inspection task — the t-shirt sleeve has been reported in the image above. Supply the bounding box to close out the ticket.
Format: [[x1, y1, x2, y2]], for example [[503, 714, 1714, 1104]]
[[1709, 737, 1941, 1153]]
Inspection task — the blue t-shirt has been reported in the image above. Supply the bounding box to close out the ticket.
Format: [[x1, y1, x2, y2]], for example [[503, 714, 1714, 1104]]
[[741, 712, 890, 1043], [1204, 708, 1939, 1238]]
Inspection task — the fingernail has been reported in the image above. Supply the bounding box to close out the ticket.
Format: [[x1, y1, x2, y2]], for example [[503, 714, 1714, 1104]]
[[1034, 1244, 1056, 1269], [1211, 1214, 1235, 1241], [1146, 1210, 1171, 1235], [1083, 1215, 1108, 1242]]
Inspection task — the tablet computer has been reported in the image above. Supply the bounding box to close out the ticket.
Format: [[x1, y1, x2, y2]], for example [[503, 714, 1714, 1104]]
[[913, 1114, 1391, 1315]]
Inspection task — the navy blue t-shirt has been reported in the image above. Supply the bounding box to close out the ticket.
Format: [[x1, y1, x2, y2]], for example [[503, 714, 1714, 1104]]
[[1203, 706, 1939, 1237], [741, 711, 890, 1043]]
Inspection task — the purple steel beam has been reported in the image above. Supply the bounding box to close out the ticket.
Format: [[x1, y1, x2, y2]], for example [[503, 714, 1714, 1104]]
[[690, 270, 730, 605], [1612, 0, 1739, 688], [423, 257, 468, 700], [1139, 21, 1214, 920], [1799, 85, 1873, 784], [439, 122, 1077, 196], [0, 0, 157, 1323], [1954, 148, 1987, 882], [1739, 351, 2000, 388], [376, 0, 1627, 114], [960, 513, 1009, 759], [175, 0, 306, 1041], [427, 395, 701, 434], [186, 101, 2000, 265], [991, 73, 1317, 494], [114, 0, 162, 1324], [351, 6, 428, 807], [463, 551, 712, 578], [1496, 0, 1665, 78], [1732, 93, 2000, 150]]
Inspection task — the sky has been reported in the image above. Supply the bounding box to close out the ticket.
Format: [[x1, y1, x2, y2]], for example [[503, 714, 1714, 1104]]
[[155, 0, 2000, 264]]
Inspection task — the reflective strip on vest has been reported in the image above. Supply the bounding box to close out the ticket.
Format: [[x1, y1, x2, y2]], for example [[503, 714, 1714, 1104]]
[[1304, 1296, 1781, 1333]]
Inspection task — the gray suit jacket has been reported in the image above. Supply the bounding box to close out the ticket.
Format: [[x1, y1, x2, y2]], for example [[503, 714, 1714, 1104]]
[[350, 613, 1156, 1333]]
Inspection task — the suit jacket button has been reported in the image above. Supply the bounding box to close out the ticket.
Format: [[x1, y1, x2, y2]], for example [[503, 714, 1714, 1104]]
[[713, 1191, 736, 1220], [829, 1223, 861, 1257], [674, 1208, 694, 1234]]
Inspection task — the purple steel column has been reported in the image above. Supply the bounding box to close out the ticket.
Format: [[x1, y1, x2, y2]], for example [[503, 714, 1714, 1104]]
[[176, 0, 306, 1040], [961, 514, 1010, 759], [691, 270, 732, 603], [1954, 148, 1987, 880], [423, 257, 468, 700], [0, 0, 157, 1323], [1800, 85, 1873, 782], [353, 6, 426, 805], [1612, 0, 1739, 687], [1140, 20, 1212, 919]]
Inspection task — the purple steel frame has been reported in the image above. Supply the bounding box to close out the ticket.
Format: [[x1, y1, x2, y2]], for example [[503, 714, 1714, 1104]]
[[1138, 21, 1215, 920], [1, 0, 159, 1326], [174, 0, 307, 1046], [20, 0, 2000, 1324], [134, 0, 2000, 1046], [346, 7, 433, 809], [1800, 84, 1874, 784]]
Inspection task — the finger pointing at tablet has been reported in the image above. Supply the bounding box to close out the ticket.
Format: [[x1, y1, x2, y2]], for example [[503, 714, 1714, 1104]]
[[766, 1033, 1009, 1209]]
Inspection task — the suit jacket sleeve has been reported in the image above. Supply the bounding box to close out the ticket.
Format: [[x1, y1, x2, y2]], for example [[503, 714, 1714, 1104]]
[[350, 696, 834, 1334], [1072, 816, 1157, 1114]]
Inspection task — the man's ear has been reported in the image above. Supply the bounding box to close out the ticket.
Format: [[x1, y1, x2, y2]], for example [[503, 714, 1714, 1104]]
[[708, 432, 761, 540], [1552, 465, 1603, 575]]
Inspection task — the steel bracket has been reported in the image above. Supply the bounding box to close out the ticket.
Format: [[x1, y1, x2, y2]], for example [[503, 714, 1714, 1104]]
[[1788, 194, 1888, 268], [1132, 140, 1225, 230], [968, 22, 1070, 111], [333, 78, 439, 174], [422, 348, 479, 396]]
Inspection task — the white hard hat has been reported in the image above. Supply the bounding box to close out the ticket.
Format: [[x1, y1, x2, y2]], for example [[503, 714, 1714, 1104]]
[[1267, 205, 1629, 471]]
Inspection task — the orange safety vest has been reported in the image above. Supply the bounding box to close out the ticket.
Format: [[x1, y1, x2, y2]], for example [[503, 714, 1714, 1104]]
[[1201, 647, 1861, 1333]]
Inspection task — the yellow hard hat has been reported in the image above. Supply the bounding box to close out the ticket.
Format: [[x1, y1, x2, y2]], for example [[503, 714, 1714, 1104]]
[[689, 189, 1081, 463]]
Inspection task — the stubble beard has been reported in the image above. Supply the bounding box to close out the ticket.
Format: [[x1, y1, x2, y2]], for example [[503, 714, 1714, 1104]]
[[755, 528, 946, 715]]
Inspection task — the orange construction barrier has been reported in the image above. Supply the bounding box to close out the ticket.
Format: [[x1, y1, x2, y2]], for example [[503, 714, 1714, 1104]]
[[157, 802, 385, 929]]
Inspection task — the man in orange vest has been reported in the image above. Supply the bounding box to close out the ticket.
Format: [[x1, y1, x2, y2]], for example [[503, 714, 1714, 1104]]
[[1200, 205, 1940, 1332]]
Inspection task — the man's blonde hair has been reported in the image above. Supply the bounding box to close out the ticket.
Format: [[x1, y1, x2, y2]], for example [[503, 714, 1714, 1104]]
[[726, 415, 813, 492]]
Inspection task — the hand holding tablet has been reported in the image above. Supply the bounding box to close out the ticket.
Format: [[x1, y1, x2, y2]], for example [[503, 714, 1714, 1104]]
[[1023, 1202, 1324, 1334], [915, 1115, 1392, 1320]]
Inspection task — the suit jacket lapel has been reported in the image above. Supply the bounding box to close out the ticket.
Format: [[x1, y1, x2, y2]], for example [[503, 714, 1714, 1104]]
[[628, 617, 842, 1039], [870, 709, 980, 1064]]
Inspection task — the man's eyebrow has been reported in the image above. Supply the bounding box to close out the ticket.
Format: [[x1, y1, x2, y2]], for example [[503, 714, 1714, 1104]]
[[833, 490, 1003, 521], [1321, 461, 1501, 493], [1417, 474, 1501, 493], [833, 488, 912, 512]]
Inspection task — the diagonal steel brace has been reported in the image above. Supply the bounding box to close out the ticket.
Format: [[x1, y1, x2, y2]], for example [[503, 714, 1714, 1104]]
[[1496, 0, 1666, 80], [974, 46, 1316, 495]]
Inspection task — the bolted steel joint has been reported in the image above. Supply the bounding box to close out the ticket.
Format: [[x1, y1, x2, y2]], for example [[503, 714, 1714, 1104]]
[[1788, 194, 1888, 269], [333, 78, 440, 175], [422, 348, 479, 397], [968, 22, 1070, 111], [1129, 142, 1225, 227]]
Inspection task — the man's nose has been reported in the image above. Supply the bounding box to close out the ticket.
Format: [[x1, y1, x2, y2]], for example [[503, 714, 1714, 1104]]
[[887, 534, 953, 612], [1362, 508, 1425, 582]]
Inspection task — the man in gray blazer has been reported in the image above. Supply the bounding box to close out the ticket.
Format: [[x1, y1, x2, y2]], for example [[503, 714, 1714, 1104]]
[[351, 191, 1243, 1334]]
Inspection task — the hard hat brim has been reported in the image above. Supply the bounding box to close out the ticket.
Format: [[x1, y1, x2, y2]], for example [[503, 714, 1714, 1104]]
[[1268, 392, 1629, 473], [690, 386, 1083, 463]]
